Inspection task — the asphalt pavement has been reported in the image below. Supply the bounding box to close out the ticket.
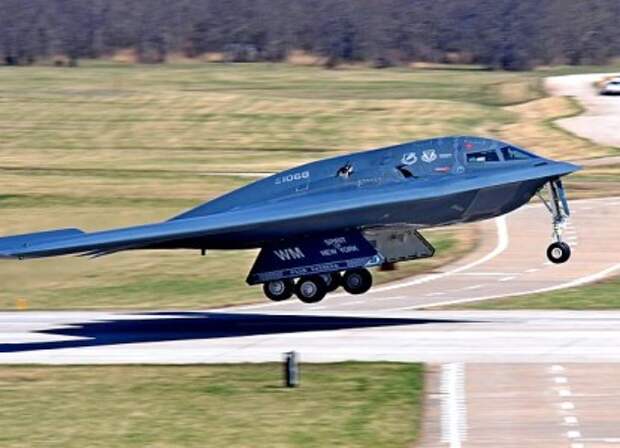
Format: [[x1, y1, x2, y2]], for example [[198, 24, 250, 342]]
[[546, 73, 620, 148]]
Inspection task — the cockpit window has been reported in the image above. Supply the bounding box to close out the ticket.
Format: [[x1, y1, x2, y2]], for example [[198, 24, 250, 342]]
[[501, 146, 533, 161], [467, 150, 500, 163]]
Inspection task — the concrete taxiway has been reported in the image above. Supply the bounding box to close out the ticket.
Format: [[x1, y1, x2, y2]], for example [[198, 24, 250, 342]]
[[419, 363, 620, 448], [547, 72, 620, 148]]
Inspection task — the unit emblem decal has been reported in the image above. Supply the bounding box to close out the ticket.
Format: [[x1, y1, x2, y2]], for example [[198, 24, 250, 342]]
[[401, 152, 418, 165], [421, 149, 438, 163]]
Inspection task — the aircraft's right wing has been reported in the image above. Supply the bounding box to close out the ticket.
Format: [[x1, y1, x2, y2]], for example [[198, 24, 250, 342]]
[[0, 190, 343, 259], [0, 211, 250, 260]]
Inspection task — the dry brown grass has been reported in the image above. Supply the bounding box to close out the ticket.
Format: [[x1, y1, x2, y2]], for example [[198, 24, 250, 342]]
[[0, 62, 614, 310], [497, 96, 613, 160]]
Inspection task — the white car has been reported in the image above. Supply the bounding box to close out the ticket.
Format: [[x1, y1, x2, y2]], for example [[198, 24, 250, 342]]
[[600, 78, 620, 95]]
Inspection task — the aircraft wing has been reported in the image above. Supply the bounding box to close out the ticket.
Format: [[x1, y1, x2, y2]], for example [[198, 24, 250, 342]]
[[0, 160, 574, 260], [0, 217, 208, 259], [0, 194, 337, 259], [0, 192, 345, 259]]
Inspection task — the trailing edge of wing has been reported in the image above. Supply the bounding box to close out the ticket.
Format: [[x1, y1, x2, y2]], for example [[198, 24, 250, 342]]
[[0, 228, 86, 259], [0, 217, 214, 259]]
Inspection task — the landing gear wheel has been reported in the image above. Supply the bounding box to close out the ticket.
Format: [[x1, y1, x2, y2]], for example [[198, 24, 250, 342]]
[[321, 272, 342, 292], [547, 242, 571, 264], [295, 276, 327, 304], [342, 268, 373, 295], [263, 279, 294, 301]]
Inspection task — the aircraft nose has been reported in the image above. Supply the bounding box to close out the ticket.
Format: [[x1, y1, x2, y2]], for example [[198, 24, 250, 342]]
[[558, 161, 582, 174]]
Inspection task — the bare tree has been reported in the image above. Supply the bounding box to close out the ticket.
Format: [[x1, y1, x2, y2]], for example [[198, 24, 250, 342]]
[[1, 0, 619, 70]]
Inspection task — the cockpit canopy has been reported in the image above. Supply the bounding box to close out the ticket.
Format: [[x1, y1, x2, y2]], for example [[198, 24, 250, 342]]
[[466, 145, 537, 164]]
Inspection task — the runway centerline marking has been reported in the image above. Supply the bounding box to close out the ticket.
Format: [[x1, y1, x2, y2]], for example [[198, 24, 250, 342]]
[[377, 295, 408, 301], [558, 388, 572, 397], [564, 416, 578, 425], [498, 276, 516, 282], [413, 262, 620, 310], [440, 363, 467, 448], [548, 365, 583, 448], [455, 272, 518, 276]]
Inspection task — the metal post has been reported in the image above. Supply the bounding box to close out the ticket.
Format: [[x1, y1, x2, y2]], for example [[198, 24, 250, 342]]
[[284, 351, 299, 387]]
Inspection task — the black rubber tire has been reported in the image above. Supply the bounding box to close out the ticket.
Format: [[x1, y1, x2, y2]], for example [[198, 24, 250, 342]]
[[295, 276, 327, 304], [547, 242, 571, 264], [321, 272, 342, 293], [263, 279, 294, 301], [342, 268, 373, 295]]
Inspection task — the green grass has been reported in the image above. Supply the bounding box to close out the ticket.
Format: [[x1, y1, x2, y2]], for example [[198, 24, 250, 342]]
[[0, 363, 424, 448], [449, 276, 620, 310], [0, 61, 616, 310]]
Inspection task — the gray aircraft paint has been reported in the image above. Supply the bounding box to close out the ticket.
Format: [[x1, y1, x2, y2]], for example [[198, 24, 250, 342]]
[[0, 136, 579, 260]]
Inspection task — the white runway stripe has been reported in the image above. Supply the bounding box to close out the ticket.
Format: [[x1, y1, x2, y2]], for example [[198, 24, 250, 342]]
[[440, 363, 467, 448]]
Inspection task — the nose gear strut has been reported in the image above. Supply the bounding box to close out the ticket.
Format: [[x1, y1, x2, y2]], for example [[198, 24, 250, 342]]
[[536, 179, 572, 264]]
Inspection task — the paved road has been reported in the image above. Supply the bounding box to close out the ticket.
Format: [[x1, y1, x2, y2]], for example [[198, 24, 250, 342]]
[[419, 363, 620, 448], [4, 309, 620, 364], [546, 73, 620, 148]]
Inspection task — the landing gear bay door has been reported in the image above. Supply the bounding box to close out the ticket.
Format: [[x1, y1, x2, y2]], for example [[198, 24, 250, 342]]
[[247, 231, 383, 285]]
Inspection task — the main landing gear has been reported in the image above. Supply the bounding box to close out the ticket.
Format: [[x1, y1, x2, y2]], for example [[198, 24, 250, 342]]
[[537, 179, 572, 264], [262, 268, 373, 303]]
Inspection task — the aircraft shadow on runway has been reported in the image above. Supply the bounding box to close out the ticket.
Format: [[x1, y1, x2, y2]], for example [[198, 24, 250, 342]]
[[0, 312, 475, 353]]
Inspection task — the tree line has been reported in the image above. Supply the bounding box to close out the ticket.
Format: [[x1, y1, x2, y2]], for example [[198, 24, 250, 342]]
[[1, 0, 619, 70]]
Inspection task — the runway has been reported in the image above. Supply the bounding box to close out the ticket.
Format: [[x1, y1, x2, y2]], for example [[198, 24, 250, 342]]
[[3, 309, 620, 364], [418, 363, 620, 448]]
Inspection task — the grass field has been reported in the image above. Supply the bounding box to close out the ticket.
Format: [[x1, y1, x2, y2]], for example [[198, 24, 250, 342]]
[[447, 276, 620, 310], [0, 363, 423, 448], [0, 61, 616, 310]]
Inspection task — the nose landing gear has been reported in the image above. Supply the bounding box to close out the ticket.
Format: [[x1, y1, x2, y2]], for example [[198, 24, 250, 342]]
[[547, 242, 571, 264], [538, 179, 573, 264]]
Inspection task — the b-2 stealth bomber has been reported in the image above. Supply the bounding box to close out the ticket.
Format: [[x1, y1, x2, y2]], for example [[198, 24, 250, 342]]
[[0, 136, 580, 304]]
